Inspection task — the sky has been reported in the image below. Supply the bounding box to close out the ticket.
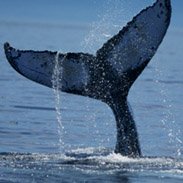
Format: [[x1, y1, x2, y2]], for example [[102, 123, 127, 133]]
[[0, 0, 182, 29]]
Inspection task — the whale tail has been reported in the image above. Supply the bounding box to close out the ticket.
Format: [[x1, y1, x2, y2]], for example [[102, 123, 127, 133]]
[[4, 0, 171, 157]]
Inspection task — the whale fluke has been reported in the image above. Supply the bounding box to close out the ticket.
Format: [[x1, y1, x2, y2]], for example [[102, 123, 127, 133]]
[[4, 0, 171, 157]]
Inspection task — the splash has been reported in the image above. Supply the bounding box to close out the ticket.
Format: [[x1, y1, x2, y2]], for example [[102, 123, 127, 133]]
[[81, 0, 125, 147], [52, 51, 65, 151], [81, 0, 125, 54], [154, 65, 182, 157]]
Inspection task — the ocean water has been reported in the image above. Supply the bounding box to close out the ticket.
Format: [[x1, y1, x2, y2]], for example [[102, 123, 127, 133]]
[[0, 2, 183, 183]]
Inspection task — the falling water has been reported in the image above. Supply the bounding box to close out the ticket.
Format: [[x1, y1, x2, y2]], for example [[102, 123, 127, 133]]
[[81, 0, 125, 54], [154, 65, 182, 157], [81, 0, 125, 147], [52, 51, 65, 151]]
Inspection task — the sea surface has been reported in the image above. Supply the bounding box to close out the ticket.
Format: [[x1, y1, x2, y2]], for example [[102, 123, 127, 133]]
[[0, 3, 183, 183]]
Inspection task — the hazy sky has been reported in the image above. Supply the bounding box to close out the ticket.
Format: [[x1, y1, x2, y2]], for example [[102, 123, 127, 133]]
[[0, 0, 182, 28]]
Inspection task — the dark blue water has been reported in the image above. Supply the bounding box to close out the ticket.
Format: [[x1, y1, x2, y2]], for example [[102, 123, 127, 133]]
[[0, 1, 183, 182]]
